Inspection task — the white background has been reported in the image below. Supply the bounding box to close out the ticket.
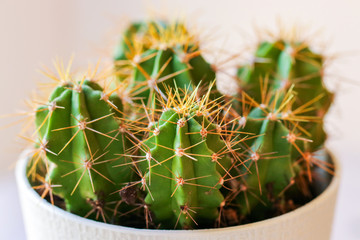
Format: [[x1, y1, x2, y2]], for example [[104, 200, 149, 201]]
[[0, 0, 359, 239]]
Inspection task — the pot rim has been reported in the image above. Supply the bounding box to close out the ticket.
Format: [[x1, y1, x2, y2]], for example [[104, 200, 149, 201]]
[[16, 148, 340, 235]]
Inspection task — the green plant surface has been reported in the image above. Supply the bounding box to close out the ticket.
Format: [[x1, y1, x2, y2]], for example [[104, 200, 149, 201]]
[[230, 86, 334, 219], [133, 88, 234, 229], [32, 77, 132, 222], [236, 40, 333, 152]]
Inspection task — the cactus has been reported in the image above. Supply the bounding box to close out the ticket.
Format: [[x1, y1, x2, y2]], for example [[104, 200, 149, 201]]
[[231, 82, 334, 220], [233, 88, 295, 218], [132, 87, 236, 229], [21, 21, 336, 230], [32, 76, 132, 221], [236, 39, 334, 152], [114, 20, 218, 108]]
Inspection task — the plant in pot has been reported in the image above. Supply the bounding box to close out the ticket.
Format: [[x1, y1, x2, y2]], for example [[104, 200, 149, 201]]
[[15, 19, 340, 240]]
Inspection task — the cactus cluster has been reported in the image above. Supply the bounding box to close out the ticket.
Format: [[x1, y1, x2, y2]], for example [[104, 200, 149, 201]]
[[25, 19, 335, 229]]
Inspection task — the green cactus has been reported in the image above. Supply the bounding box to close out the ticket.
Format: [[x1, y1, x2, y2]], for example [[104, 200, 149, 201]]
[[232, 87, 327, 219], [114, 20, 218, 108], [235, 96, 293, 217], [236, 40, 333, 151], [33, 78, 132, 221], [134, 88, 232, 229]]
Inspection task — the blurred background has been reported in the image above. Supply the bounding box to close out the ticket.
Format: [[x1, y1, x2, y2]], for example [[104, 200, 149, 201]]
[[1, 0, 359, 239]]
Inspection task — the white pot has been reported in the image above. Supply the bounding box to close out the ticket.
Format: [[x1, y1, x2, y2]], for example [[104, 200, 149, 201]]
[[16, 150, 340, 240]]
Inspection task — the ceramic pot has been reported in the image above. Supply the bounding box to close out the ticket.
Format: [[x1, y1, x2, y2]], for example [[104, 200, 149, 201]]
[[16, 150, 340, 240]]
